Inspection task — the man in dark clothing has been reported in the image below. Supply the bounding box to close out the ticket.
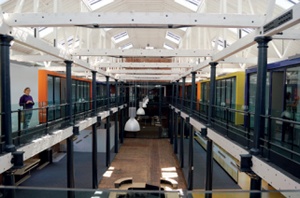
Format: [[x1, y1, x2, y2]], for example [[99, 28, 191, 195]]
[[19, 87, 35, 129]]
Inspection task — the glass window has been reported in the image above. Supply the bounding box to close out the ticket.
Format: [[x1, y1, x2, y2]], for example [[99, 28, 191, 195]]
[[286, 67, 300, 121]]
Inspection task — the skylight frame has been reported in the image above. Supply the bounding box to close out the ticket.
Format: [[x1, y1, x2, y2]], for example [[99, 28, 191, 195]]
[[82, 0, 115, 11], [275, 0, 299, 9], [174, 0, 202, 12]]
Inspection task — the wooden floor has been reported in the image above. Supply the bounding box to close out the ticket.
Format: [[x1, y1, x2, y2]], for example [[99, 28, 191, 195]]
[[98, 138, 187, 189]]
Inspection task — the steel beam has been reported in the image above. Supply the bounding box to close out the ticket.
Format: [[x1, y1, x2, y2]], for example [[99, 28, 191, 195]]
[[4, 12, 263, 28]]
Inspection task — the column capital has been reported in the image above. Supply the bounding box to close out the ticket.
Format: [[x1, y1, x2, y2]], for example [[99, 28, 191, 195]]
[[209, 62, 218, 67], [106, 75, 110, 80], [64, 60, 73, 65], [91, 70, 97, 74], [191, 71, 197, 75], [254, 36, 272, 45], [0, 34, 14, 46], [182, 76, 186, 80]]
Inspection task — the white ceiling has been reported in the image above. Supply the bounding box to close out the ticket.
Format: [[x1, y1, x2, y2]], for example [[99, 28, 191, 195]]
[[1, 0, 300, 82]]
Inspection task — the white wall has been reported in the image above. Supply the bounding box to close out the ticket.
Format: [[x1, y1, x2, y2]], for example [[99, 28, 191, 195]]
[[10, 62, 39, 109], [10, 62, 39, 131]]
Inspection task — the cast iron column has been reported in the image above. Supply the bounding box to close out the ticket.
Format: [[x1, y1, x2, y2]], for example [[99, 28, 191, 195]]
[[159, 85, 162, 121], [207, 62, 218, 126], [170, 82, 175, 144], [205, 139, 213, 198], [114, 80, 118, 153], [188, 71, 196, 190], [0, 34, 15, 152], [174, 80, 179, 154], [65, 60, 73, 125], [120, 82, 124, 144], [65, 60, 75, 198], [250, 36, 272, 155], [91, 71, 98, 188], [180, 77, 186, 168], [106, 76, 110, 167]]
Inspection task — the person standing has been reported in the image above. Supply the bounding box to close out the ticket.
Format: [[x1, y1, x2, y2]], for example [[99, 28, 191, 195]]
[[19, 87, 35, 129]]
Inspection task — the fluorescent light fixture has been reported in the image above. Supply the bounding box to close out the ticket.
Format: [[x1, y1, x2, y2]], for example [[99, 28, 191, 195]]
[[112, 31, 129, 43], [122, 43, 133, 49], [166, 31, 181, 44], [163, 43, 174, 50]]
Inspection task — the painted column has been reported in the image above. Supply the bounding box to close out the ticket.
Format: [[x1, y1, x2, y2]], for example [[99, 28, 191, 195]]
[[159, 85, 162, 121], [170, 82, 175, 144], [207, 62, 218, 126], [250, 36, 272, 155], [91, 71, 98, 188], [114, 80, 118, 153], [0, 34, 15, 152], [106, 76, 111, 167], [174, 80, 179, 154], [188, 71, 196, 190], [65, 60, 75, 198], [65, 60, 73, 125], [205, 139, 213, 198], [120, 82, 124, 144], [180, 77, 186, 168]]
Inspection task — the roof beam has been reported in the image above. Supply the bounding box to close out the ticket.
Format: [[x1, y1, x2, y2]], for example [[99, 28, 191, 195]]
[[108, 69, 183, 74], [98, 62, 195, 68], [7, 29, 113, 78], [72, 49, 213, 57], [4, 12, 264, 28], [176, 3, 300, 81]]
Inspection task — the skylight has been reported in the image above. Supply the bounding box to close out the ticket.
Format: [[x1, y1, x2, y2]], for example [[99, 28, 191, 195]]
[[166, 31, 181, 44], [112, 31, 129, 43], [163, 43, 174, 50], [211, 38, 230, 51], [228, 28, 254, 38], [59, 36, 80, 48], [82, 0, 114, 11], [122, 43, 133, 50], [276, 0, 299, 9], [174, 0, 202, 12], [38, 27, 53, 38]]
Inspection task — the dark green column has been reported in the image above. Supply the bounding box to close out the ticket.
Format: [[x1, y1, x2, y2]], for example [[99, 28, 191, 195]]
[[120, 82, 124, 144], [188, 71, 196, 190], [250, 36, 272, 155], [91, 71, 98, 189], [106, 76, 110, 167], [0, 34, 15, 152], [65, 60, 75, 198], [207, 62, 218, 126], [174, 80, 179, 154], [205, 139, 213, 198], [159, 85, 162, 121], [180, 77, 186, 168], [114, 80, 118, 153], [170, 82, 175, 144]]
